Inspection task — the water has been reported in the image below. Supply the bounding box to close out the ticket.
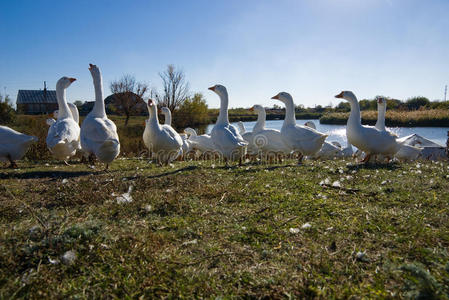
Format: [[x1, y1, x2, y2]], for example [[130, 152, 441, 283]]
[[205, 119, 449, 147]]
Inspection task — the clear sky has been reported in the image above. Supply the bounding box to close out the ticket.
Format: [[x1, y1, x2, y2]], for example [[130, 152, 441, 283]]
[[1, 0, 448, 109]]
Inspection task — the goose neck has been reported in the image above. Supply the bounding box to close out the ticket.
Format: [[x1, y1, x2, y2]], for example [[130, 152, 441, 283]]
[[375, 104, 386, 131], [216, 92, 229, 125], [148, 105, 160, 127], [283, 100, 296, 126], [92, 74, 106, 117], [253, 109, 266, 132], [347, 98, 361, 126], [164, 111, 172, 126], [56, 86, 73, 120]]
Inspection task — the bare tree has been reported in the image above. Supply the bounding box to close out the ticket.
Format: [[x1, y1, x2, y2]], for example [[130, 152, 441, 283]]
[[110, 74, 148, 126], [157, 65, 190, 111]]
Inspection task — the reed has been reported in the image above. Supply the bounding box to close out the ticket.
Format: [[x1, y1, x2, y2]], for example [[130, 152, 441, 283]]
[[320, 109, 449, 127]]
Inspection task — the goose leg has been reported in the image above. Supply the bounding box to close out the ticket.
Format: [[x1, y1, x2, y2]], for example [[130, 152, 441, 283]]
[[7, 155, 17, 169], [80, 155, 88, 164], [361, 154, 371, 163], [88, 154, 96, 165], [297, 153, 303, 164], [64, 160, 71, 166]]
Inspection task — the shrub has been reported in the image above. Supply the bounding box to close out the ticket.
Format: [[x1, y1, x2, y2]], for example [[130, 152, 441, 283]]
[[172, 93, 209, 129], [0, 95, 16, 125]]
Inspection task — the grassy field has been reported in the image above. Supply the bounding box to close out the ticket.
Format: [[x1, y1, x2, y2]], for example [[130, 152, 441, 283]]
[[1, 158, 448, 298], [320, 109, 449, 127]]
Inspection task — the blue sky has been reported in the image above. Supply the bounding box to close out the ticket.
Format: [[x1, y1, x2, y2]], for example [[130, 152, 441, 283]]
[[1, 0, 448, 108]]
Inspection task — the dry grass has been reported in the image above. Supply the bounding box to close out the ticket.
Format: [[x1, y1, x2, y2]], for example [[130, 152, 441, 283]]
[[0, 159, 448, 298]]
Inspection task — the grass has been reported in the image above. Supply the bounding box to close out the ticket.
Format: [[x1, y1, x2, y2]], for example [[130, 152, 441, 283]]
[[1, 158, 448, 298], [320, 109, 449, 127]]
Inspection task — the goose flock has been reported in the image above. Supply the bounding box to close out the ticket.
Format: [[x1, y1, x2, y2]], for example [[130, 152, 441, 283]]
[[0, 64, 447, 169]]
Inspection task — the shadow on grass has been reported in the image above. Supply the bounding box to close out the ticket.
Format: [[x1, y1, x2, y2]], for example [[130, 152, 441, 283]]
[[208, 163, 294, 173], [124, 165, 199, 180], [346, 162, 401, 171], [0, 170, 94, 180]]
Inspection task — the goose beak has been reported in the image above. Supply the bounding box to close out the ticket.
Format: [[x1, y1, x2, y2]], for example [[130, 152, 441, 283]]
[[68, 78, 76, 83], [147, 99, 153, 106], [208, 86, 216, 91], [271, 94, 280, 100], [335, 91, 344, 98]]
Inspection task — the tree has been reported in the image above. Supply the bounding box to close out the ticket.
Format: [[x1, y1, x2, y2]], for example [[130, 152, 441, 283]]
[[110, 75, 148, 126], [406, 96, 430, 110], [335, 101, 350, 112], [173, 93, 209, 128], [0, 94, 16, 125], [156, 65, 189, 111]]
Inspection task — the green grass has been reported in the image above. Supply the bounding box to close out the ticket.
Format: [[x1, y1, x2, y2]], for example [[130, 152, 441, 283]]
[[1, 158, 448, 298]]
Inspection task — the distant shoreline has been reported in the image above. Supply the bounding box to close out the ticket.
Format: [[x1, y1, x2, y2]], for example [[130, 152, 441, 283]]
[[319, 109, 449, 127]]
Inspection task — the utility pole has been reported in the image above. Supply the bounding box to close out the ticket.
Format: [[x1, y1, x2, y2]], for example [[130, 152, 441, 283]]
[[444, 85, 447, 102]]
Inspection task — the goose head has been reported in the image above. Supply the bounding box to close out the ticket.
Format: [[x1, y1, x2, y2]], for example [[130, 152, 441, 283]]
[[335, 91, 357, 103], [304, 121, 316, 130], [147, 99, 157, 114], [252, 104, 264, 114], [161, 107, 171, 116], [147, 99, 155, 108], [271, 92, 293, 105], [208, 84, 227, 97], [57, 77, 76, 90], [88, 63, 101, 78], [377, 97, 386, 106]]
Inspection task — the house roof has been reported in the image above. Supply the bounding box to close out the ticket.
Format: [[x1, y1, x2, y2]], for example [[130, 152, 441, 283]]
[[16, 90, 57, 104]]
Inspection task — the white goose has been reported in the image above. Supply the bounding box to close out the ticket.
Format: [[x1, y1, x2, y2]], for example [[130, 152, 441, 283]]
[[0, 126, 37, 168], [304, 121, 341, 160], [375, 97, 421, 162], [246, 105, 291, 159], [335, 91, 403, 162], [46, 77, 80, 161], [143, 99, 183, 165], [184, 128, 216, 157], [271, 92, 327, 162], [208, 84, 247, 164], [160, 106, 193, 158], [80, 64, 120, 169]]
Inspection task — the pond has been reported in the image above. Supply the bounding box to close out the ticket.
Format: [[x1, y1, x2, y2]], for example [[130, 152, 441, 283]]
[[204, 120, 449, 147]]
